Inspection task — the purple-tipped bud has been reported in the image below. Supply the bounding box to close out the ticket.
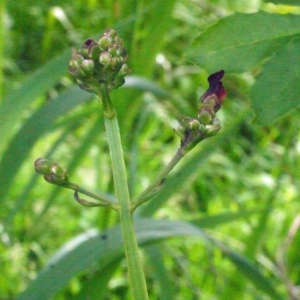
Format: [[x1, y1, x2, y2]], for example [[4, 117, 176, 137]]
[[34, 158, 52, 175], [82, 39, 98, 57]]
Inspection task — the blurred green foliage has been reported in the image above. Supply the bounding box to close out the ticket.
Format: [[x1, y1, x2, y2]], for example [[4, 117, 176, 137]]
[[1, 0, 300, 299]]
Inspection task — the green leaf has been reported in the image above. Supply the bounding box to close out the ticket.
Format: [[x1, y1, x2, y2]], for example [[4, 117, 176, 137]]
[[145, 244, 176, 299], [250, 38, 300, 124], [125, 75, 171, 98], [0, 86, 92, 203], [269, 0, 300, 4], [69, 262, 120, 300], [186, 11, 300, 73], [212, 238, 282, 300], [17, 219, 204, 300], [190, 209, 262, 229], [0, 50, 70, 153], [18, 219, 282, 300]]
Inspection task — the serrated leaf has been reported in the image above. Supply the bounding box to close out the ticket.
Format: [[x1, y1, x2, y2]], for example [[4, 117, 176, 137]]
[[186, 11, 300, 73], [250, 38, 300, 124]]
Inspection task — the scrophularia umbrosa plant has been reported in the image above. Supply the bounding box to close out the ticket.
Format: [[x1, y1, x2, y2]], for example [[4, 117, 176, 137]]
[[34, 29, 226, 299]]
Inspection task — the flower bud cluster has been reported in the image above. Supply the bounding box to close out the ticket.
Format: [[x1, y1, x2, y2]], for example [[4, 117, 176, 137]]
[[69, 29, 131, 93], [175, 70, 226, 149], [34, 158, 69, 185]]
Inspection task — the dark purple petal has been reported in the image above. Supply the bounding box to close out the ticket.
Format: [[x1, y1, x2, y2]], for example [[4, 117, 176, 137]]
[[201, 70, 226, 111]]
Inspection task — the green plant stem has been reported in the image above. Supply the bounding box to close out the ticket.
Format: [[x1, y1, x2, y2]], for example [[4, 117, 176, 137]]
[[132, 147, 186, 210], [0, 0, 4, 101], [100, 85, 149, 300], [45, 179, 117, 206], [74, 184, 116, 204]]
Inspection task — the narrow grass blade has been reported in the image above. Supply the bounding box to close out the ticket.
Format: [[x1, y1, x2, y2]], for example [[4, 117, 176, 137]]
[[0, 50, 70, 152]]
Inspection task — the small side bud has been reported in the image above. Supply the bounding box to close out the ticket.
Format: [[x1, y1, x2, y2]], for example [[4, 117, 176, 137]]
[[51, 164, 69, 182], [99, 36, 111, 50], [99, 52, 112, 66], [34, 158, 52, 175], [198, 110, 212, 125], [118, 64, 131, 77], [104, 28, 117, 39], [81, 59, 95, 76]]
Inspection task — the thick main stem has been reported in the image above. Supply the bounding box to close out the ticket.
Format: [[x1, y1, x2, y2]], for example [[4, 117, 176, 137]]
[[101, 86, 148, 300]]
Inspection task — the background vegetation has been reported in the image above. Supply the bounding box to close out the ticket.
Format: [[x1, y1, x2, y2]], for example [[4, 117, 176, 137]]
[[1, 0, 300, 299]]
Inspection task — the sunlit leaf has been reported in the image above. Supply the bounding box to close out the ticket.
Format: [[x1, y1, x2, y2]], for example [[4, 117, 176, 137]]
[[250, 38, 300, 124], [187, 11, 300, 73]]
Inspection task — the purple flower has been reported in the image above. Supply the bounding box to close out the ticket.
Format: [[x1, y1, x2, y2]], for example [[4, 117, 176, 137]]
[[201, 70, 226, 112]]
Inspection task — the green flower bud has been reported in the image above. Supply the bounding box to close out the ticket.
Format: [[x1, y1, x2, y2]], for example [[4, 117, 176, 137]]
[[206, 119, 221, 137], [34, 158, 52, 175], [114, 36, 123, 47], [98, 36, 111, 50], [110, 57, 121, 69], [99, 52, 112, 66], [198, 110, 212, 125], [118, 64, 130, 77], [90, 45, 101, 61], [108, 44, 122, 57], [104, 28, 117, 40], [51, 164, 69, 182], [79, 48, 89, 59], [81, 59, 95, 75]]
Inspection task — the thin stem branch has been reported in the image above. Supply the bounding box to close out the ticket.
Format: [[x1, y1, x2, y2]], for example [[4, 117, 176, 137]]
[[51, 180, 118, 208], [131, 147, 186, 211]]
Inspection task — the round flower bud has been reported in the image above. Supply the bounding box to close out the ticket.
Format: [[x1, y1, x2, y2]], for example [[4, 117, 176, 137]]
[[34, 158, 52, 175], [198, 110, 212, 125], [104, 29, 117, 39], [98, 36, 111, 51], [118, 64, 131, 76], [99, 52, 112, 66], [51, 164, 69, 182], [81, 59, 95, 75]]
